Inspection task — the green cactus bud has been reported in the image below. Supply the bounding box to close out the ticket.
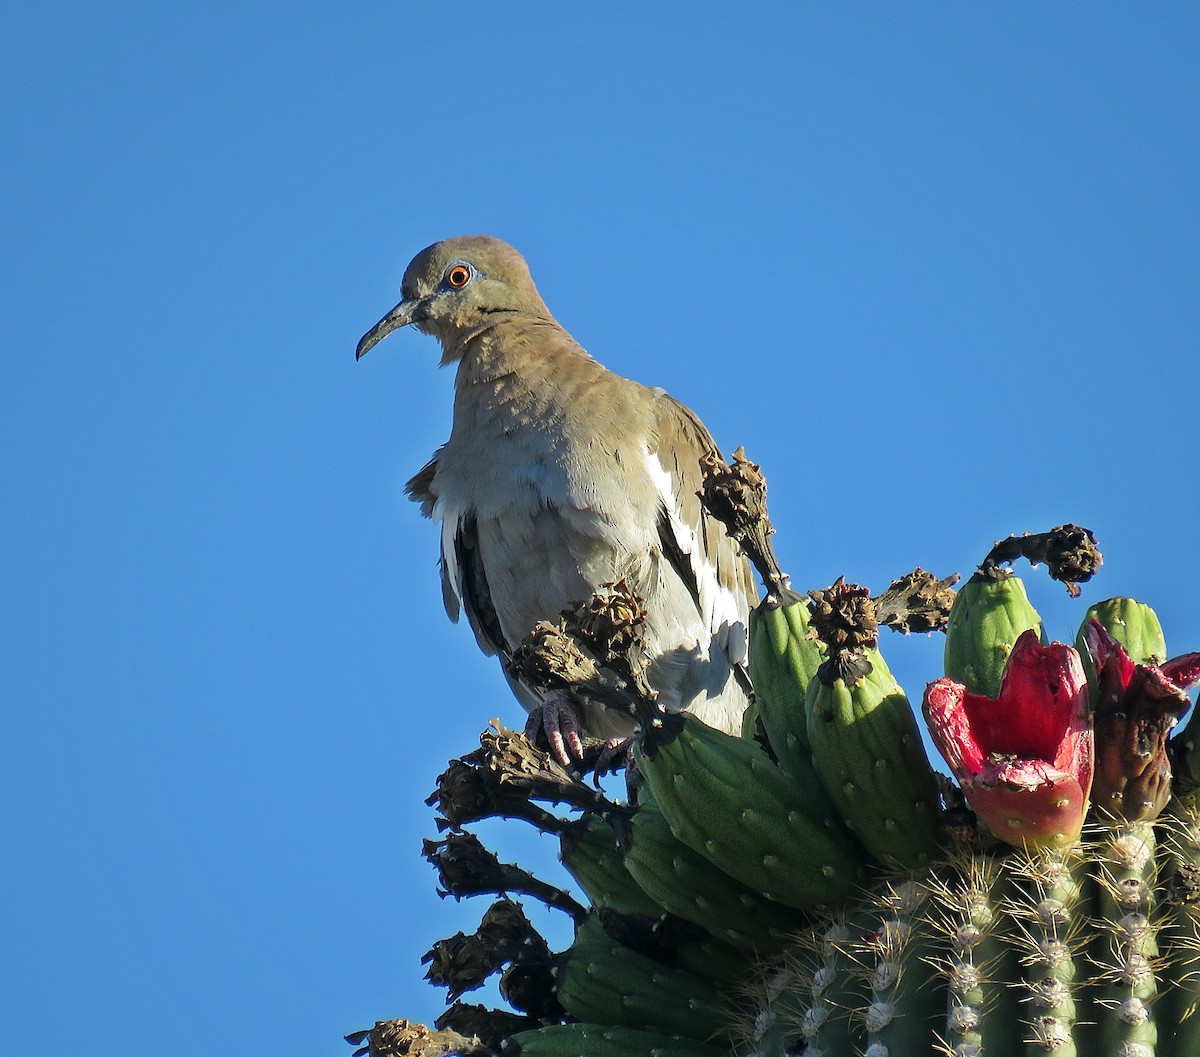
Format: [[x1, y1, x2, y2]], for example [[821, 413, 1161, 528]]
[[506, 1022, 727, 1057], [623, 784, 807, 951], [558, 813, 666, 920], [944, 569, 1044, 700], [636, 713, 865, 912], [805, 647, 942, 869], [556, 913, 733, 1042], [747, 589, 840, 812], [1075, 596, 1168, 707]]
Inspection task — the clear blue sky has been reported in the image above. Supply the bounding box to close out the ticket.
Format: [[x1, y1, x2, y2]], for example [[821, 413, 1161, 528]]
[[4, 5, 1198, 1055]]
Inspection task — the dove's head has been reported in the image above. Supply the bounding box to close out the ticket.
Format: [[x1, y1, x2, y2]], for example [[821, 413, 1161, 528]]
[[356, 235, 552, 363]]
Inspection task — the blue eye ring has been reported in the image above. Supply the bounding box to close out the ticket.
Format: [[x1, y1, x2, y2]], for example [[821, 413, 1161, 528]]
[[445, 262, 473, 288]]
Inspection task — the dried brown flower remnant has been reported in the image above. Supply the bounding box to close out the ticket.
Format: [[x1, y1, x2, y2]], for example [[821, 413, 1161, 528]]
[[1044, 523, 1103, 591], [698, 446, 769, 536], [565, 579, 657, 707], [479, 722, 631, 823], [873, 568, 961, 634], [435, 1004, 536, 1050], [422, 930, 505, 1001], [344, 1018, 495, 1057], [506, 620, 602, 694], [981, 524, 1102, 598], [808, 579, 879, 655], [697, 446, 789, 597], [499, 956, 562, 1020], [1084, 620, 1200, 823], [477, 896, 542, 949], [571, 578, 650, 659], [506, 619, 642, 717], [426, 739, 573, 834], [422, 831, 586, 922], [421, 898, 549, 1002]]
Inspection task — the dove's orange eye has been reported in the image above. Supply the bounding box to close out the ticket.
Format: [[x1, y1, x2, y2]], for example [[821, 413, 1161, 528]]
[[446, 264, 472, 288]]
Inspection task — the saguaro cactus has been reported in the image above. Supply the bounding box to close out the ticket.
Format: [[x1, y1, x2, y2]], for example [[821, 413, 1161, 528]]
[[350, 453, 1200, 1057]]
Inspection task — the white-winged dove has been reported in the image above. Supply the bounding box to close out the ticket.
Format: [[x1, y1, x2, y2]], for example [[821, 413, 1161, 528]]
[[357, 235, 757, 758]]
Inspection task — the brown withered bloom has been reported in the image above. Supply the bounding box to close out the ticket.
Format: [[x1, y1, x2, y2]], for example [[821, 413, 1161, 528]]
[[1083, 620, 1200, 823], [423, 832, 586, 922], [477, 896, 545, 951], [506, 619, 604, 693], [980, 524, 1102, 598], [872, 568, 960, 634], [421, 898, 554, 1008], [1043, 524, 1103, 591], [808, 579, 878, 655], [571, 578, 650, 658], [499, 956, 563, 1020], [564, 579, 658, 708], [426, 745, 563, 833], [697, 446, 789, 597], [344, 1018, 495, 1057], [422, 930, 505, 1001], [435, 1003, 537, 1050], [506, 620, 641, 717], [479, 722, 631, 822]]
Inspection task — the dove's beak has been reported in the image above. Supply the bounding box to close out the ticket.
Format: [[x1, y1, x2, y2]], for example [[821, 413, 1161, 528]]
[[356, 297, 424, 360]]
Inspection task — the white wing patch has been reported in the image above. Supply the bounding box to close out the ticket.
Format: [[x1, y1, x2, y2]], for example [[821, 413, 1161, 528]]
[[433, 494, 464, 620], [643, 449, 749, 665]]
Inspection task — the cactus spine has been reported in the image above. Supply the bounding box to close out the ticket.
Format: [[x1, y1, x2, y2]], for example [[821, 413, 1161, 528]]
[[1007, 847, 1085, 1055], [1091, 822, 1160, 1056]]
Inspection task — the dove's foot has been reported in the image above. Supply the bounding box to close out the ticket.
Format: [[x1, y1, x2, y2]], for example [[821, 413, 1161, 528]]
[[525, 692, 586, 765], [593, 736, 634, 778]]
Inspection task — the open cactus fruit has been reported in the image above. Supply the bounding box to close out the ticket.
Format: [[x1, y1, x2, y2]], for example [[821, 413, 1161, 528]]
[[349, 450, 1200, 1057]]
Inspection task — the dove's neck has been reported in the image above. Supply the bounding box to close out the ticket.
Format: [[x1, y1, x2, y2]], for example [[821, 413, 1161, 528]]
[[450, 318, 602, 428]]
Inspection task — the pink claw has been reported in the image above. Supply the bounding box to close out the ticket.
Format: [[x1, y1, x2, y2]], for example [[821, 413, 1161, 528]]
[[525, 691, 586, 765], [593, 735, 634, 778]]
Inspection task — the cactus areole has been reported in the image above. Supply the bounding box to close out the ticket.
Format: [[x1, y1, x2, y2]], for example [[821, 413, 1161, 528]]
[[923, 630, 1093, 850]]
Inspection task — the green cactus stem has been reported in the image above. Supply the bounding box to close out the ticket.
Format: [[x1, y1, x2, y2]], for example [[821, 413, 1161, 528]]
[[732, 917, 860, 1057], [558, 813, 665, 920], [943, 568, 1044, 703], [556, 913, 734, 1043], [1005, 847, 1086, 1055], [852, 877, 941, 1057], [1091, 822, 1161, 1056], [927, 853, 1023, 1057], [1155, 804, 1200, 1056]]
